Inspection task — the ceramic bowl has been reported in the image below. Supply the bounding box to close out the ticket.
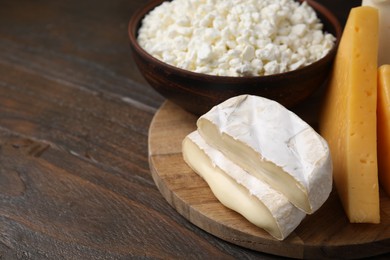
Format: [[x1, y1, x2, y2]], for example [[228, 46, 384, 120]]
[[128, 0, 342, 115]]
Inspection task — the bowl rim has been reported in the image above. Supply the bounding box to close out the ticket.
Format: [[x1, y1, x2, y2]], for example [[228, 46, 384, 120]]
[[128, 0, 342, 82]]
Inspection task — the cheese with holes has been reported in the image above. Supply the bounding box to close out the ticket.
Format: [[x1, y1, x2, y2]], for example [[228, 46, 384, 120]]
[[378, 65, 390, 196], [319, 7, 380, 223], [182, 131, 306, 240], [197, 95, 333, 214]]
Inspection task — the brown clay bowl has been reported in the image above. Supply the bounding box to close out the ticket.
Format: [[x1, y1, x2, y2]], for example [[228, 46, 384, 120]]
[[129, 0, 342, 115]]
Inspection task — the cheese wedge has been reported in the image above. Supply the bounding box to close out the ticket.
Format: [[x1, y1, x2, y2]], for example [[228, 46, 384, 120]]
[[197, 95, 333, 214], [378, 65, 390, 196], [182, 131, 306, 240], [319, 7, 380, 223]]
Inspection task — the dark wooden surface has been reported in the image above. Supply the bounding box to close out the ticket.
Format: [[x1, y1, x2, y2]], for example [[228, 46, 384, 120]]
[[1, 0, 385, 259]]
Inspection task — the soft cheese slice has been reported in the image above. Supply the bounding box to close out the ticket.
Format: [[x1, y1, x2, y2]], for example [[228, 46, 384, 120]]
[[319, 7, 380, 223], [378, 65, 390, 196], [182, 131, 306, 240], [197, 95, 332, 214]]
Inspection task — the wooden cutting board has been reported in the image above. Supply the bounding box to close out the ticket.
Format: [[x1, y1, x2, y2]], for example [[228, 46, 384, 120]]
[[148, 101, 390, 259]]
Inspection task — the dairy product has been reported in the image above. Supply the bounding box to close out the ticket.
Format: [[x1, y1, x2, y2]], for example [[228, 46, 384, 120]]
[[362, 0, 390, 65], [377, 65, 390, 196], [197, 95, 333, 214], [137, 0, 335, 76], [319, 6, 380, 223], [182, 131, 306, 240]]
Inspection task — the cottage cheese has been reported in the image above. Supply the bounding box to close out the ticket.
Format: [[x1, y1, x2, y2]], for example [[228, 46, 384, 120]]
[[137, 0, 336, 76]]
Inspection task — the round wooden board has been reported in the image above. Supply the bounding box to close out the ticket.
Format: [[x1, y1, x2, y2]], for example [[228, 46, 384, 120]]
[[148, 101, 390, 259]]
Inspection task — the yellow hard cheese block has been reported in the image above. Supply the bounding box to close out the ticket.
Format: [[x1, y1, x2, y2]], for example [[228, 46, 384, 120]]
[[319, 6, 380, 223], [378, 65, 390, 196]]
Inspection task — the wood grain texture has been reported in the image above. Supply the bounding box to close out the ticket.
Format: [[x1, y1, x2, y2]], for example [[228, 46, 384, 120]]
[[0, 0, 273, 259], [0, 0, 381, 259], [149, 101, 390, 259]]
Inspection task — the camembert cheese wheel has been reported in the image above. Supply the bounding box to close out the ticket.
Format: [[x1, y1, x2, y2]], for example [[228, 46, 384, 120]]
[[182, 131, 306, 240], [197, 95, 333, 214]]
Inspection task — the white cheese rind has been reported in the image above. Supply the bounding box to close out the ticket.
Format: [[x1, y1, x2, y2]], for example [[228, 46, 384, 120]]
[[197, 95, 332, 214], [182, 131, 306, 240]]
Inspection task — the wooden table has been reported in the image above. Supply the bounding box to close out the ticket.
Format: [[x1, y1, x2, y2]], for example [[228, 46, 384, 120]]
[[1, 0, 388, 259]]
